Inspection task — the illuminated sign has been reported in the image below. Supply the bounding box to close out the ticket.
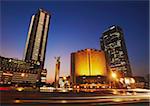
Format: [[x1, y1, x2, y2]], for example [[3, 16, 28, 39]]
[[3, 73, 13, 76]]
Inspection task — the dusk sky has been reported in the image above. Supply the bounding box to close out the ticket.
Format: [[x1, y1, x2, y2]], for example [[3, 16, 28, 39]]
[[1, 1, 149, 82]]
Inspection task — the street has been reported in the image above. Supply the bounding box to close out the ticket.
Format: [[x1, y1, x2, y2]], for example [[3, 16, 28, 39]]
[[0, 87, 150, 106]]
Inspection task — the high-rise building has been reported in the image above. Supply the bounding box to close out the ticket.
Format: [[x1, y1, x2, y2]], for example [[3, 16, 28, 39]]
[[100, 25, 132, 77], [71, 49, 107, 85], [24, 9, 51, 69]]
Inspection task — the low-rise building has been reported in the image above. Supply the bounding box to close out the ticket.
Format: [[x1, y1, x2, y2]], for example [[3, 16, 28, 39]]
[[133, 76, 146, 88], [71, 49, 108, 88], [0, 56, 46, 86]]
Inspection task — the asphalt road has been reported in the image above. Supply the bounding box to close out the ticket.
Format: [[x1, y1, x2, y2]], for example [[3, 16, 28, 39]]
[[0, 88, 150, 106]]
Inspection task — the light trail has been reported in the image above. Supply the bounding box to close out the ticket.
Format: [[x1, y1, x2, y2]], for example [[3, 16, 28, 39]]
[[13, 92, 150, 104]]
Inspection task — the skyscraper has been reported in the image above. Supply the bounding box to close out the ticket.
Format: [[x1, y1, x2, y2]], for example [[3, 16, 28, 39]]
[[24, 9, 51, 69], [100, 25, 132, 77]]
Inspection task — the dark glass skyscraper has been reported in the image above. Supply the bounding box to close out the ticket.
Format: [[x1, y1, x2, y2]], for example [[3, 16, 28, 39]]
[[100, 25, 132, 77], [24, 9, 51, 69]]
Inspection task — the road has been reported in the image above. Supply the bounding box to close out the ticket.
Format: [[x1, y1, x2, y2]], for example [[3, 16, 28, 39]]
[[0, 88, 150, 106]]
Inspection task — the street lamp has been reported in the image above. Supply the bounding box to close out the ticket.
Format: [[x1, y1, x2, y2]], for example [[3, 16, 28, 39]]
[[21, 73, 25, 77], [111, 72, 118, 88], [63, 77, 66, 80], [112, 72, 117, 79]]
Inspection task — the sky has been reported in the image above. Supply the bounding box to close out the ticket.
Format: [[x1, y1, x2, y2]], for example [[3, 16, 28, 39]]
[[0, 1, 149, 83]]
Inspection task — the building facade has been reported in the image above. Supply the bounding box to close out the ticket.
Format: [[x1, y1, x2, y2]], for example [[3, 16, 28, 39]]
[[24, 9, 51, 69], [100, 25, 132, 77], [71, 49, 107, 85], [0, 56, 45, 86], [40, 69, 47, 83]]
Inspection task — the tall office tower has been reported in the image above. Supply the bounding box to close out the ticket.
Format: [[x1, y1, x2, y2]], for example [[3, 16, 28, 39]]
[[100, 25, 132, 77], [24, 9, 51, 69]]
